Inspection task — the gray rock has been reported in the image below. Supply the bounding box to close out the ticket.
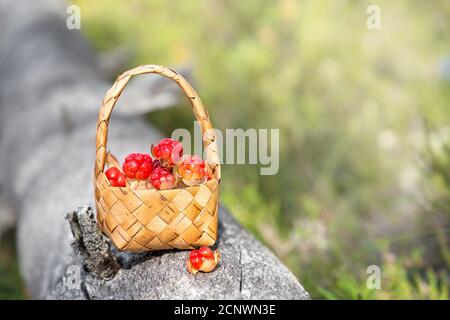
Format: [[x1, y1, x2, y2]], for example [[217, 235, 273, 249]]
[[0, 0, 309, 299], [47, 206, 308, 300], [0, 190, 15, 238]]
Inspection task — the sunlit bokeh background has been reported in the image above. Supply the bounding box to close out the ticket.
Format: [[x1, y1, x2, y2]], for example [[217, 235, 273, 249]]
[[1, 0, 449, 299]]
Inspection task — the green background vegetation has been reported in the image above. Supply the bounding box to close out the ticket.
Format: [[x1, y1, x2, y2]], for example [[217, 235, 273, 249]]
[[1, 0, 449, 299]]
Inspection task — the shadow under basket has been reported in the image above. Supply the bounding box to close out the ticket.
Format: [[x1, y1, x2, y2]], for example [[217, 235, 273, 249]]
[[94, 65, 221, 252]]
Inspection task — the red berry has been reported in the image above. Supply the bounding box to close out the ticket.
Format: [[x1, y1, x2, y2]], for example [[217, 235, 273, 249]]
[[198, 246, 214, 259], [151, 138, 183, 167], [150, 167, 177, 190], [122, 153, 153, 180], [177, 155, 207, 186], [186, 248, 220, 273], [116, 174, 127, 187], [105, 167, 126, 187], [189, 250, 203, 270], [189, 249, 199, 260], [105, 167, 119, 180]]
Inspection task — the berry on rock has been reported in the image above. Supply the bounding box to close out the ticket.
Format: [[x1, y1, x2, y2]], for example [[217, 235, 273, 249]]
[[198, 246, 214, 259], [189, 250, 203, 270], [186, 246, 220, 274], [122, 153, 153, 180], [176, 155, 207, 186], [105, 167, 126, 187], [150, 167, 177, 190], [151, 138, 183, 167]]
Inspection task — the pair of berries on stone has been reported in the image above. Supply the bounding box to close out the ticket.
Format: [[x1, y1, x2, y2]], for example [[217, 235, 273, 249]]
[[186, 246, 220, 273]]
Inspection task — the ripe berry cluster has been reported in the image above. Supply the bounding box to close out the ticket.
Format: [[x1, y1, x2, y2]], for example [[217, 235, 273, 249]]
[[186, 246, 220, 273], [105, 138, 210, 190]]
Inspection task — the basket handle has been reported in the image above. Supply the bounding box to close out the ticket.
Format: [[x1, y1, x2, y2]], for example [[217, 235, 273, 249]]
[[95, 65, 221, 181]]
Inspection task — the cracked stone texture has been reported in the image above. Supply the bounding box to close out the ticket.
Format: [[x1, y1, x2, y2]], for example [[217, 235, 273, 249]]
[[0, 0, 309, 299]]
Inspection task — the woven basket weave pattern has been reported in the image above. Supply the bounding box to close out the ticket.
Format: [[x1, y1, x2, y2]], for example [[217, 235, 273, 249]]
[[94, 65, 220, 252]]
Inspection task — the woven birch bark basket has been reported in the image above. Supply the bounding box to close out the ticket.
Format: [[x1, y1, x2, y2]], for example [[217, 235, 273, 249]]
[[94, 65, 221, 252]]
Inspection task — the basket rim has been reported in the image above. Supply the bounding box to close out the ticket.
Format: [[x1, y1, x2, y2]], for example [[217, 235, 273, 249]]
[[98, 170, 220, 192]]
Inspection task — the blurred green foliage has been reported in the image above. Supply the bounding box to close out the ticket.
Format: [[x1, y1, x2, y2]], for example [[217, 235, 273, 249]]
[[67, 0, 450, 298], [0, 230, 25, 299]]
